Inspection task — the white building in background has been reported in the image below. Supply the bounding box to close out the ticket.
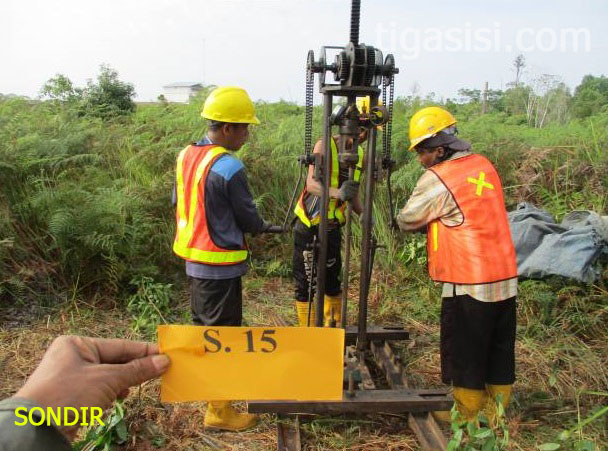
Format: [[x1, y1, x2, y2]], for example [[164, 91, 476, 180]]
[[161, 82, 204, 103]]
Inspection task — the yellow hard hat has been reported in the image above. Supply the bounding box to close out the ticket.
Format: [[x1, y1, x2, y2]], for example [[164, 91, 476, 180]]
[[356, 96, 382, 114], [408, 106, 456, 151], [201, 86, 260, 125]]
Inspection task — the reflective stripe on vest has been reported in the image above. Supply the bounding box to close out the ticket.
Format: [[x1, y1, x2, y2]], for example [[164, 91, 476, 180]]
[[173, 144, 248, 265], [294, 138, 364, 227], [426, 154, 517, 284]]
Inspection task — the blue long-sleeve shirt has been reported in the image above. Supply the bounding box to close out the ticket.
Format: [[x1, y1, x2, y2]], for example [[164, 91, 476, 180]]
[[173, 136, 266, 279]]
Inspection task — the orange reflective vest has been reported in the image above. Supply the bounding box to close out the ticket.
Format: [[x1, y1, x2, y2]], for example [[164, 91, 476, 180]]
[[293, 138, 364, 227], [426, 154, 517, 284], [173, 144, 248, 265]]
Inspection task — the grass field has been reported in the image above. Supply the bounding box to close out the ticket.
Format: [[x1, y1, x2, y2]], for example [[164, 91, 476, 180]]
[[1, 92, 607, 449]]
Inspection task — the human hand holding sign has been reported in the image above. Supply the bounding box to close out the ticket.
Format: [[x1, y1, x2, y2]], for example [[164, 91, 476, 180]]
[[15, 336, 170, 439]]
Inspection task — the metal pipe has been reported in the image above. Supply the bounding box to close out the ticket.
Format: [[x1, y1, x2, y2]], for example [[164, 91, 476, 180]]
[[307, 235, 318, 327], [367, 236, 377, 290], [357, 93, 378, 352], [386, 165, 395, 226], [314, 93, 333, 327], [282, 164, 305, 231], [347, 370, 355, 398], [340, 167, 354, 328], [340, 96, 360, 329]]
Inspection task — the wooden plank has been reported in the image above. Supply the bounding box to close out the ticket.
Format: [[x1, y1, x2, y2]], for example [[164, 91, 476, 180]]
[[398, 344, 449, 451], [260, 320, 447, 450], [357, 361, 376, 390], [248, 389, 452, 414], [408, 412, 448, 451], [424, 413, 448, 449], [383, 340, 403, 368], [370, 341, 403, 388], [345, 325, 409, 345], [277, 417, 302, 451]]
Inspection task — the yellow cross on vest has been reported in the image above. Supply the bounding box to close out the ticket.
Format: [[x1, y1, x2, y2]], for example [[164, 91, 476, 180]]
[[467, 171, 495, 196]]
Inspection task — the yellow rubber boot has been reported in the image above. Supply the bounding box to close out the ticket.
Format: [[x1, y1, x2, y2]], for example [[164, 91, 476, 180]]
[[484, 384, 512, 425], [432, 410, 452, 423], [452, 387, 487, 422], [204, 401, 258, 431], [433, 388, 454, 423], [295, 301, 316, 327], [323, 295, 342, 327]]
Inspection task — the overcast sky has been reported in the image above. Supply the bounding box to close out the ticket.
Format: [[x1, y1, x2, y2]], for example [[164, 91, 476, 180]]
[[1, 0, 607, 102]]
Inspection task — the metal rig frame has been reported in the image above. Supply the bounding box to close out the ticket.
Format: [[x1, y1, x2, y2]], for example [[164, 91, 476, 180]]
[[248, 1, 451, 449]]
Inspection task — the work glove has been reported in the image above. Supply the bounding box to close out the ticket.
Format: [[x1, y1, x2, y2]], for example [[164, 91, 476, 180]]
[[338, 180, 360, 202], [262, 222, 285, 233], [265, 225, 285, 233]]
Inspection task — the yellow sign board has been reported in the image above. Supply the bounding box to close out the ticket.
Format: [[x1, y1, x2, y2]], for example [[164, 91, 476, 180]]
[[158, 325, 344, 402]]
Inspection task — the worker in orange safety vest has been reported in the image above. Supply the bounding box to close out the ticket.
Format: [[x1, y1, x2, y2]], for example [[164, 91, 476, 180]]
[[173, 86, 282, 432], [395, 106, 518, 424]]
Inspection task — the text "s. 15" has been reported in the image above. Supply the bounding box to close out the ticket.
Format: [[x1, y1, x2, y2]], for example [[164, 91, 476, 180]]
[[203, 329, 278, 354]]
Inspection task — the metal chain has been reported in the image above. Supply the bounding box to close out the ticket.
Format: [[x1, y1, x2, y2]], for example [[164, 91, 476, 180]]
[[305, 66, 314, 160], [383, 73, 396, 226], [350, 0, 361, 45], [386, 74, 394, 160], [381, 73, 394, 161], [382, 76, 388, 159]]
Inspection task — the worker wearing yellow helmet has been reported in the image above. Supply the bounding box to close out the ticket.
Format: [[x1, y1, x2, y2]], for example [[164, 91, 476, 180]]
[[173, 86, 280, 431], [395, 106, 518, 424]]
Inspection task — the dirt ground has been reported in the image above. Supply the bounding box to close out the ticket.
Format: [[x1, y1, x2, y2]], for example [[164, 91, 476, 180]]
[[1, 276, 606, 450]]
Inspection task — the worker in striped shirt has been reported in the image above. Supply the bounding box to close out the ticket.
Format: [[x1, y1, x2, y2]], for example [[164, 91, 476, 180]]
[[396, 106, 518, 424]]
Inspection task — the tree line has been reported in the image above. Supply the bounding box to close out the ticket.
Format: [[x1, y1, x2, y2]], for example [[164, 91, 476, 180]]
[[446, 55, 608, 128]]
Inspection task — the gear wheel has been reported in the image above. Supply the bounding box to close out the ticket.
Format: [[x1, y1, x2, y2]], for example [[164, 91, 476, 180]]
[[335, 51, 349, 81], [306, 50, 314, 81], [353, 46, 366, 85], [365, 46, 375, 86]]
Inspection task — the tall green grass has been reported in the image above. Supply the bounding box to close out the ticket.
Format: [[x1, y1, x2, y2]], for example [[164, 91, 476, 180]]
[[1, 94, 606, 304]]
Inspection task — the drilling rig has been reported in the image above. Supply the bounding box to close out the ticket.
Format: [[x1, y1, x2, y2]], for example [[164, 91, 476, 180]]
[[249, 1, 452, 449]]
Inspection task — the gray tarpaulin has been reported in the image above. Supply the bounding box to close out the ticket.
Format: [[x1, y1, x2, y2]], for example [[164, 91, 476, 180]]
[[508, 203, 608, 283]]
